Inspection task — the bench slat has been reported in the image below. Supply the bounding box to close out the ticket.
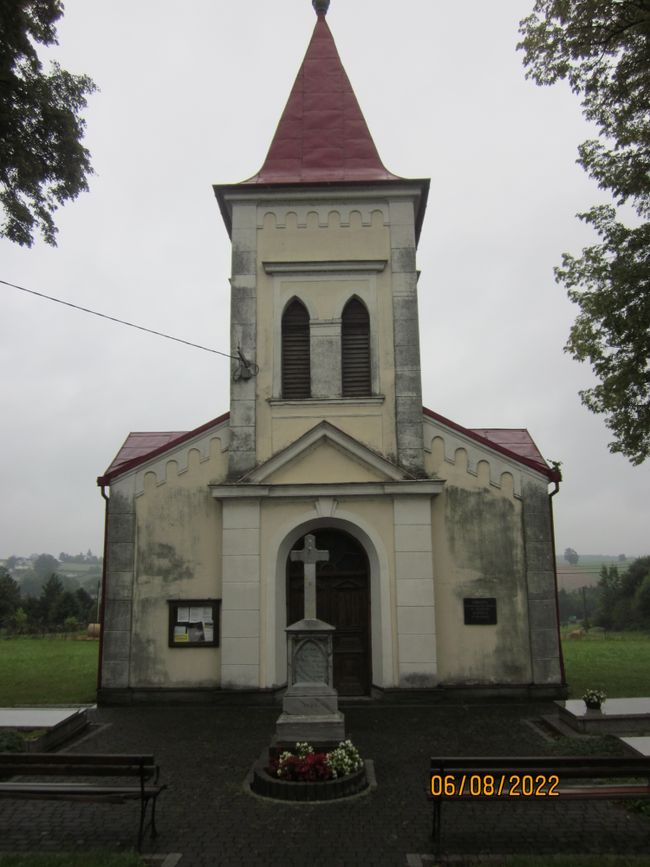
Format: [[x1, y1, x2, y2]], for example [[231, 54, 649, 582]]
[[0, 753, 155, 766], [0, 752, 165, 851]]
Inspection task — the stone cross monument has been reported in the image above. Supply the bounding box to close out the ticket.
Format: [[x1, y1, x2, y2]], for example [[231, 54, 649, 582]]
[[290, 534, 329, 620], [275, 534, 345, 743]]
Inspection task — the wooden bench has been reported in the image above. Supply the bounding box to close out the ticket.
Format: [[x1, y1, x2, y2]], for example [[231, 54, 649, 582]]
[[429, 755, 650, 856], [0, 753, 166, 850]]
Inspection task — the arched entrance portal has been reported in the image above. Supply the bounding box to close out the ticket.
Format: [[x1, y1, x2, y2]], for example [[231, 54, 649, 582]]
[[287, 529, 371, 696]]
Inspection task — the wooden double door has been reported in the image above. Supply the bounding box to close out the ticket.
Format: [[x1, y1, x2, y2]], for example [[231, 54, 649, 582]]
[[287, 529, 371, 696]]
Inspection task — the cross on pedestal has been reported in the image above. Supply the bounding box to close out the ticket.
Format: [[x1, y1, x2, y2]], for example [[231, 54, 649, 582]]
[[290, 534, 329, 620]]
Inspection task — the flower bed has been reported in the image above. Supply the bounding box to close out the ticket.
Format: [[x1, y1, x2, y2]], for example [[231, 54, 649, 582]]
[[250, 740, 369, 801]]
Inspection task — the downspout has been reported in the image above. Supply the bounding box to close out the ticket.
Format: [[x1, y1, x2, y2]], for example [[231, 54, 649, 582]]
[[96, 483, 110, 694], [548, 470, 566, 686]]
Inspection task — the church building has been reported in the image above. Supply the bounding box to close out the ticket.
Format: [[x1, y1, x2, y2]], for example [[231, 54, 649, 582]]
[[97, 1, 564, 702]]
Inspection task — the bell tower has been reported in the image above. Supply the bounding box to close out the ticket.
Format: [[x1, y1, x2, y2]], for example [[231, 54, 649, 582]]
[[214, 1, 430, 478]]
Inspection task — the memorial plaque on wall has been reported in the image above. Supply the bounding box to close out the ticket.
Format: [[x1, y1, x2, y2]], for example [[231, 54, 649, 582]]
[[463, 597, 497, 625]]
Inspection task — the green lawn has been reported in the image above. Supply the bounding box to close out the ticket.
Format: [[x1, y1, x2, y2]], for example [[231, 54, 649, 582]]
[[562, 631, 650, 698], [1, 631, 649, 707], [0, 638, 98, 705]]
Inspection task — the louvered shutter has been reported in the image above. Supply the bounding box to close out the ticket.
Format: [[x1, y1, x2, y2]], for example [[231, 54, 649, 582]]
[[342, 298, 371, 397], [282, 299, 311, 399]]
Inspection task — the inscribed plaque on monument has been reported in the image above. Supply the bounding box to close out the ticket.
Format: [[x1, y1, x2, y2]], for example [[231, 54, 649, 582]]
[[294, 640, 327, 683], [463, 597, 497, 625]]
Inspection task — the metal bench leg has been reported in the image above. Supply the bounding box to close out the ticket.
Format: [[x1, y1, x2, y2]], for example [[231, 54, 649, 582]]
[[432, 799, 442, 859], [150, 792, 159, 838], [137, 797, 149, 851]]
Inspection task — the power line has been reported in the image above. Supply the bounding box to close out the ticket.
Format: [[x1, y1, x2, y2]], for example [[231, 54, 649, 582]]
[[1, 278, 238, 360]]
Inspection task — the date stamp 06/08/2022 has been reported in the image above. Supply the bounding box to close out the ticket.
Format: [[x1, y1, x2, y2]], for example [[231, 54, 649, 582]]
[[430, 773, 560, 798]]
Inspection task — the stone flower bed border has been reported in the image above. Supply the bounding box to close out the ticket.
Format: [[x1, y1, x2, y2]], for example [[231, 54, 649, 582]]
[[246, 753, 375, 802]]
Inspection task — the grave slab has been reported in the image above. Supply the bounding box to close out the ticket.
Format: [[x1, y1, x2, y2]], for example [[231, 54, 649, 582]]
[[620, 736, 650, 756], [556, 697, 650, 734], [0, 707, 89, 751]]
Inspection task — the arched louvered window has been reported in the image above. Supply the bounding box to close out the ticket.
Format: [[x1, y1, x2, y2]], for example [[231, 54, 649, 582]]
[[342, 298, 371, 397], [282, 299, 311, 399]]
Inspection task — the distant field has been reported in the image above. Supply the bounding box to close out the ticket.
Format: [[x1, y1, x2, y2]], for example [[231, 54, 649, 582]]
[[562, 631, 650, 698], [555, 555, 625, 591], [0, 637, 98, 705]]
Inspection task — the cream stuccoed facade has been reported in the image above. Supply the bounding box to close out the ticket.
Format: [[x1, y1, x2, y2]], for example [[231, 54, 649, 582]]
[[97, 6, 564, 702]]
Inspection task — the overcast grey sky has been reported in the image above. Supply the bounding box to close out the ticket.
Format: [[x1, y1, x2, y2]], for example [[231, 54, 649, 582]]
[[1, 0, 648, 559]]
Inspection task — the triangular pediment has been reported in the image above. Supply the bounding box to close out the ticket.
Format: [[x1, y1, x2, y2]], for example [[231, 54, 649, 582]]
[[242, 422, 411, 485]]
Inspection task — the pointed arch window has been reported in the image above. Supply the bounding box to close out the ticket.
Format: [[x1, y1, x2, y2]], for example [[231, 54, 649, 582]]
[[282, 298, 311, 399], [341, 298, 371, 397]]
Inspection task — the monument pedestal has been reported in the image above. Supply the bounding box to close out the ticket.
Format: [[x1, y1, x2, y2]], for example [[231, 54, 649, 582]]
[[275, 618, 345, 743]]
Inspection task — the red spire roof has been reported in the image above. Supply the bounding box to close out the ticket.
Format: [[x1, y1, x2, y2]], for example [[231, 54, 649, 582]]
[[243, 13, 399, 185]]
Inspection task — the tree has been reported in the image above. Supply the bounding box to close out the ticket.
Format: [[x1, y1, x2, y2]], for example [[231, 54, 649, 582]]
[[18, 569, 45, 598], [519, 1, 650, 464], [0, 567, 21, 626], [74, 587, 94, 623], [38, 573, 63, 629], [595, 556, 650, 628], [596, 563, 620, 628], [0, 0, 96, 246], [33, 553, 59, 580], [564, 547, 579, 565]]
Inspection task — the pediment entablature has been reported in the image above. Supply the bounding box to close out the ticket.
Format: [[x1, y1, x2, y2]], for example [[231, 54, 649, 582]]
[[244, 421, 409, 485]]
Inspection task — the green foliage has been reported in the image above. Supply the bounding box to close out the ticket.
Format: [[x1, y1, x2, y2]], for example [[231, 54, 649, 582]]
[[559, 209, 650, 464], [0, 729, 26, 752], [4, 566, 96, 635], [596, 563, 621, 628], [518, 1, 650, 464], [18, 569, 46, 598], [33, 553, 60, 580], [0, 567, 20, 626], [596, 556, 650, 629], [6, 606, 28, 634], [557, 585, 598, 623], [0, 0, 96, 246]]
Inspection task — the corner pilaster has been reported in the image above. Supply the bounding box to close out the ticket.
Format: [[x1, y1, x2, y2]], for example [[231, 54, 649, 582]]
[[522, 480, 562, 684], [228, 202, 258, 478], [394, 495, 437, 687], [101, 483, 136, 689], [220, 498, 262, 688], [389, 199, 424, 475]]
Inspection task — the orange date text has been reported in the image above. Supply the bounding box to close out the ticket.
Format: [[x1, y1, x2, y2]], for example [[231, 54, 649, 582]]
[[430, 773, 560, 798]]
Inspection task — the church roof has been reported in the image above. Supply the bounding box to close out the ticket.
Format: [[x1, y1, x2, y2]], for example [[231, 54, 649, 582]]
[[99, 408, 558, 485], [213, 4, 430, 240], [97, 413, 229, 485], [422, 407, 558, 480], [244, 11, 398, 185]]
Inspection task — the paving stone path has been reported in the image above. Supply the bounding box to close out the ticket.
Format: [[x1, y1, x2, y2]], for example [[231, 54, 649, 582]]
[[0, 701, 648, 865]]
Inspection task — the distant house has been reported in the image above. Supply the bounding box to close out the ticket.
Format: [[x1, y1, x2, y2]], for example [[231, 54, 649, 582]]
[[97, 4, 563, 703]]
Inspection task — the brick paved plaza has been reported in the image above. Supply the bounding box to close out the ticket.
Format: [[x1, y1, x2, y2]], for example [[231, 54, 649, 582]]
[[0, 701, 648, 865]]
